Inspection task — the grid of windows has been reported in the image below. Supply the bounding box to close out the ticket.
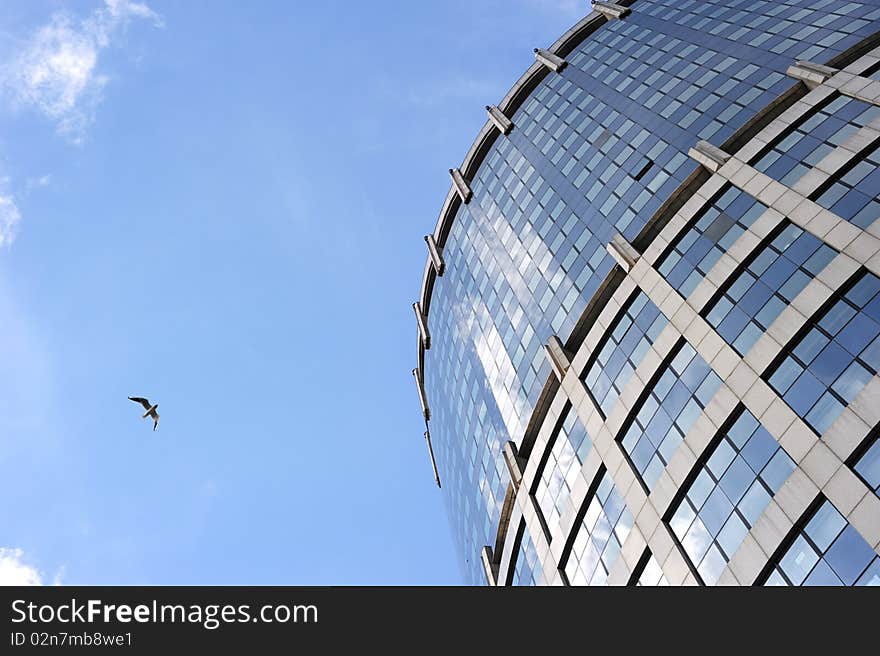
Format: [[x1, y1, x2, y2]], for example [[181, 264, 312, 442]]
[[634, 552, 669, 586], [763, 498, 880, 586], [583, 291, 669, 417], [669, 408, 796, 585], [704, 222, 838, 355], [536, 408, 594, 529], [814, 139, 880, 230], [753, 95, 880, 187], [421, 0, 880, 584], [564, 471, 633, 586], [658, 186, 769, 299], [853, 434, 880, 500], [644, 0, 880, 64], [514, 72, 693, 244], [512, 524, 541, 586], [767, 270, 880, 436], [621, 342, 722, 491], [569, 18, 789, 148]]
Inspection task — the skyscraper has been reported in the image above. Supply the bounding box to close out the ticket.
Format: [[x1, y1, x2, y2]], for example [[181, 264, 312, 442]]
[[413, 0, 880, 585]]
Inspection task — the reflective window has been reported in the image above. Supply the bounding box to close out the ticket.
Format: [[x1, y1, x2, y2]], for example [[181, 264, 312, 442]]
[[644, 0, 880, 65], [621, 341, 722, 490], [512, 523, 541, 586], [658, 185, 768, 299], [564, 470, 633, 586], [853, 433, 880, 500], [422, 0, 880, 583], [704, 222, 837, 355], [767, 270, 880, 435], [536, 408, 594, 529], [669, 408, 795, 584], [763, 498, 880, 586], [753, 95, 880, 187], [583, 290, 669, 417], [813, 139, 880, 230], [633, 551, 669, 586]]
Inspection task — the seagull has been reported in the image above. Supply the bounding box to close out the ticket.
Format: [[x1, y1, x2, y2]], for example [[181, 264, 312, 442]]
[[128, 396, 160, 431]]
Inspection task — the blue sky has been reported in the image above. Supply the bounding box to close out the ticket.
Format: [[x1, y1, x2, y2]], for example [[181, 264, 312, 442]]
[[0, 0, 581, 585]]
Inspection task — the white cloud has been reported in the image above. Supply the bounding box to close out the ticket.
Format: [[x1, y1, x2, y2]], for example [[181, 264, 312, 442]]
[[2, 0, 162, 144], [26, 174, 51, 191], [0, 191, 22, 248], [0, 548, 44, 585]]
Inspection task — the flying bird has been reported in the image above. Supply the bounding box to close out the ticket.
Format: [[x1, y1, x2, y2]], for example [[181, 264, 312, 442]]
[[128, 396, 160, 431]]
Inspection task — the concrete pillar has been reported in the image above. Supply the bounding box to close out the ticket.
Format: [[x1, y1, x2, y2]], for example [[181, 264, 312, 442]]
[[412, 368, 430, 421], [534, 48, 567, 73], [481, 546, 499, 586], [503, 441, 525, 489], [787, 60, 837, 88], [413, 301, 431, 350], [544, 336, 571, 381], [449, 168, 473, 204], [425, 234, 446, 276], [424, 430, 442, 488], [594, 2, 631, 19], [606, 233, 639, 272], [688, 140, 730, 173], [486, 105, 514, 135]]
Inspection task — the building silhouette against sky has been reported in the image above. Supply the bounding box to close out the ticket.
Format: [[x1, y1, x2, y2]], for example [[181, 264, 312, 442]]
[[413, 0, 880, 585]]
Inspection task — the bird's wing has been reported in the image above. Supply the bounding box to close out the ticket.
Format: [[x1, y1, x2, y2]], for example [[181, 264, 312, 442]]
[[128, 396, 152, 410]]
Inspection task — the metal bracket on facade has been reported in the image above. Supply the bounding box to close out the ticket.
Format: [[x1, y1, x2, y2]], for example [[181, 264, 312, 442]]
[[425, 234, 446, 276], [544, 336, 572, 381], [503, 441, 525, 489], [413, 301, 431, 350], [688, 140, 731, 173], [481, 546, 499, 586], [606, 233, 639, 273], [449, 168, 473, 204], [412, 368, 431, 421], [486, 105, 514, 135], [534, 48, 567, 73], [424, 430, 442, 488], [787, 60, 838, 89], [593, 2, 631, 19]]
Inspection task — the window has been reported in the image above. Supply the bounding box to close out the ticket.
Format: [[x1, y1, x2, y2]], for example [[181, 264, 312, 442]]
[[583, 291, 669, 417], [704, 222, 837, 355], [658, 185, 768, 299], [536, 408, 594, 528], [563, 470, 633, 586], [669, 408, 795, 584], [620, 341, 722, 490], [752, 95, 880, 187], [512, 523, 541, 586], [763, 498, 880, 585], [812, 139, 880, 230], [766, 270, 880, 435], [632, 551, 669, 586]]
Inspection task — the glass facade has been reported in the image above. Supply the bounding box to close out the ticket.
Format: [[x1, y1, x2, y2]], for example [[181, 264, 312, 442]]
[[658, 185, 768, 300], [814, 139, 880, 230], [753, 95, 880, 188], [512, 522, 542, 586], [583, 290, 669, 417], [418, 0, 880, 584], [704, 222, 838, 355], [763, 498, 880, 585], [620, 341, 722, 491], [766, 270, 880, 436], [563, 471, 633, 586], [535, 407, 594, 529], [669, 407, 795, 584]]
